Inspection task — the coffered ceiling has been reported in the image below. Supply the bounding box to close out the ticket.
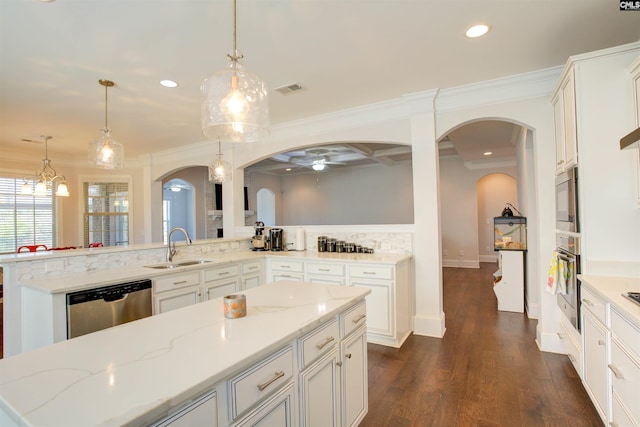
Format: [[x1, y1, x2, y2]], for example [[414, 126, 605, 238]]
[[0, 1, 638, 166]]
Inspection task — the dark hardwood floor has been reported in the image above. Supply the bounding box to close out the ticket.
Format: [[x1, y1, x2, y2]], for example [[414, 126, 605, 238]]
[[360, 263, 603, 427]]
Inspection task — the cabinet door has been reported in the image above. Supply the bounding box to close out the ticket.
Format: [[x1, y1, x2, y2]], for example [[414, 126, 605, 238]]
[[552, 91, 566, 174], [153, 284, 201, 314], [561, 71, 578, 169], [341, 327, 368, 427], [299, 349, 340, 427], [351, 279, 393, 337], [243, 274, 261, 290], [232, 382, 295, 427], [154, 391, 217, 427], [205, 277, 241, 300], [272, 273, 304, 282], [582, 310, 608, 420]]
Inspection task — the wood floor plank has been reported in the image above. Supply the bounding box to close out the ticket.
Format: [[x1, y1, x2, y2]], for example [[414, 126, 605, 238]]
[[360, 263, 603, 427]]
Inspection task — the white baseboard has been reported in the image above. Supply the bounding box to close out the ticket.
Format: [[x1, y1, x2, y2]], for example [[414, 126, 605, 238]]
[[442, 258, 479, 268]]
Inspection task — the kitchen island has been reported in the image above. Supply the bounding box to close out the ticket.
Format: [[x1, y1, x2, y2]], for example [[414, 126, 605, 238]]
[[0, 281, 370, 426]]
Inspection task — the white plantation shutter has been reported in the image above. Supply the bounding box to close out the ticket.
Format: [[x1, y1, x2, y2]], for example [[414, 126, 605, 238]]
[[83, 181, 129, 247], [0, 176, 56, 254]]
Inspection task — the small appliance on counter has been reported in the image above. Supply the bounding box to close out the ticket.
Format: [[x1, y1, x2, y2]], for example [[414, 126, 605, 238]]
[[286, 228, 306, 251], [251, 221, 269, 251], [269, 228, 284, 251]]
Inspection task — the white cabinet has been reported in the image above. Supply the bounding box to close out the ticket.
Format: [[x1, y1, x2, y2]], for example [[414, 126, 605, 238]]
[[154, 391, 217, 427], [306, 262, 346, 286], [204, 264, 241, 300], [558, 314, 582, 377], [552, 67, 578, 174], [269, 259, 304, 282], [629, 55, 640, 205], [348, 261, 411, 348], [231, 382, 296, 427], [299, 349, 341, 426], [492, 250, 524, 313], [153, 271, 202, 314], [340, 325, 367, 427], [581, 285, 610, 424], [241, 260, 264, 290], [609, 308, 640, 426]]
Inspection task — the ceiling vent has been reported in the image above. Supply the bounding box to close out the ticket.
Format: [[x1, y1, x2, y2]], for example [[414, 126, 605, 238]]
[[274, 83, 304, 95]]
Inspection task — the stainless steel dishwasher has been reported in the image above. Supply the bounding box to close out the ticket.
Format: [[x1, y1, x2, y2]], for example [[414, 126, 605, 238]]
[[66, 279, 153, 339]]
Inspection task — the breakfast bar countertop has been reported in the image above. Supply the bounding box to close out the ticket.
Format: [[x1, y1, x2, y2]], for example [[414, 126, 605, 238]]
[[0, 280, 370, 427]]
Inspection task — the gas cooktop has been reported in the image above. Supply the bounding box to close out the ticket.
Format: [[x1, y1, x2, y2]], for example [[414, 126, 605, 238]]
[[622, 292, 640, 306]]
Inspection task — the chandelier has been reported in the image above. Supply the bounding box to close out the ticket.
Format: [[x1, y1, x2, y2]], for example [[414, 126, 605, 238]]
[[21, 135, 69, 197], [201, 0, 269, 143], [88, 79, 124, 169], [209, 140, 232, 182]]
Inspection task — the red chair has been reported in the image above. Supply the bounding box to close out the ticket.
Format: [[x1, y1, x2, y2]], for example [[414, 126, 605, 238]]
[[17, 244, 48, 253], [48, 246, 77, 251], [89, 242, 103, 248]]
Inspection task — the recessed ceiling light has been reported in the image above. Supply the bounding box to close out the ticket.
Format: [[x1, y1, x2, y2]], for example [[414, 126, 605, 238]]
[[285, 168, 292, 172], [160, 80, 178, 88], [465, 24, 490, 38], [483, 151, 493, 156]]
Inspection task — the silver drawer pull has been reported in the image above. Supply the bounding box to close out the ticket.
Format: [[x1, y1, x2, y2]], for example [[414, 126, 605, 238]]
[[280, 265, 290, 269], [363, 271, 376, 275], [582, 298, 594, 307], [257, 371, 285, 391], [557, 332, 565, 340], [345, 353, 352, 359], [597, 340, 605, 346], [319, 268, 330, 272], [315, 336, 335, 350], [608, 364, 624, 380], [218, 271, 229, 276], [336, 361, 343, 367], [352, 314, 366, 324], [173, 280, 187, 285]]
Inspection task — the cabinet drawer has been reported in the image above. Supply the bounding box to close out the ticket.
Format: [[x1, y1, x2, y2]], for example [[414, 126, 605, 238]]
[[341, 300, 367, 338], [229, 346, 294, 420], [307, 262, 345, 276], [611, 308, 640, 360], [270, 259, 303, 273], [204, 264, 239, 282], [242, 261, 263, 275], [299, 319, 340, 369], [154, 272, 201, 293], [612, 393, 638, 427], [581, 286, 607, 326], [558, 319, 582, 376], [349, 264, 393, 280], [610, 339, 640, 423]]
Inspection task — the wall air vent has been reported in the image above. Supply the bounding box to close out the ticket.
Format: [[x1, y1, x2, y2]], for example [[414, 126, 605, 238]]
[[274, 83, 304, 95]]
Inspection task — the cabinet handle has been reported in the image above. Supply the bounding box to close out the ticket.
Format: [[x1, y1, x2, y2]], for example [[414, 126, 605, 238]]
[[363, 272, 376, 275], [336, 361, 343, 367], [568, 354, 576, 364], [280, 265, 290, 269], [319, 268, 330, 272], [345, 353, 352, 359], [218, 271, 229, 276], [557, 332, 565, 340], [352, 314, 366, 324], [315, 336, 335, 350], [248, 266, 257, 270], [608, 364, 624, 380], [173, 280, 187, 285], [582, 298, 594, 307], [597, 340, 605, 346], [257, 371, 285, 391]]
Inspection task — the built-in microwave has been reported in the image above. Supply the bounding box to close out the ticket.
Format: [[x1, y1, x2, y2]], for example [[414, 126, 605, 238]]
[[555, 167, 579, 232]]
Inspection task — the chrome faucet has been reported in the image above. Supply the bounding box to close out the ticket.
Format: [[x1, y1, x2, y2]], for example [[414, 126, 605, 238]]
[[167, 227, 192, 262]]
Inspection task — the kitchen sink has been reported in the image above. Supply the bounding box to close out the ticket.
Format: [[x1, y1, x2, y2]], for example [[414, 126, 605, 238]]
[[144, 259, 213, 269]]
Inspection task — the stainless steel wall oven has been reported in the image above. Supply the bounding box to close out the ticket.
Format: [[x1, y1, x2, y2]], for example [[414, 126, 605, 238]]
[[556, 234, 581, 331]]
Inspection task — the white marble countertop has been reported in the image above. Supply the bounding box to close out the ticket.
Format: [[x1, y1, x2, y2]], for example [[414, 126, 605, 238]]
[[578, 274, 640, 328], [0, 281, 370, 427], [16, 250, 412, 295]]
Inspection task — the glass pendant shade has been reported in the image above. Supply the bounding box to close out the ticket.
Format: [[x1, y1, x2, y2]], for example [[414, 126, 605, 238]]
[[55, 181, 70, 197], [89, 129, 124, 170], [209, 155, 232, 183], [202, 58, 269, 142]]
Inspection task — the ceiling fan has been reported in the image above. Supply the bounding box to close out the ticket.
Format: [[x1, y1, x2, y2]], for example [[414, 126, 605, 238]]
[[289, 148, 347, 171]]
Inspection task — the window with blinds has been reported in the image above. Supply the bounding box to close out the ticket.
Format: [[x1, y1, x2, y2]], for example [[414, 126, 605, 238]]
[[84, 181, 129, 247], [0, 177, 56, 254]]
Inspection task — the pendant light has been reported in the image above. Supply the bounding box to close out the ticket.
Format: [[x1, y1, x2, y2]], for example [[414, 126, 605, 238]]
[[201, 0, 269, 143], [209, 140, 232, 182], [21, 135, 70, 197], [88, 79, 124, 169]]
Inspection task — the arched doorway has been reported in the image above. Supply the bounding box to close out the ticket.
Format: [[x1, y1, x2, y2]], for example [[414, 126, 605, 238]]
[[162, 178, 195, 244]]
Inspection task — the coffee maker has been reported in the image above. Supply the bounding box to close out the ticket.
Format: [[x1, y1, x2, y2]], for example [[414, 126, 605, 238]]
[[269, 228, 284, 251], [251, 221, 268, 251]]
